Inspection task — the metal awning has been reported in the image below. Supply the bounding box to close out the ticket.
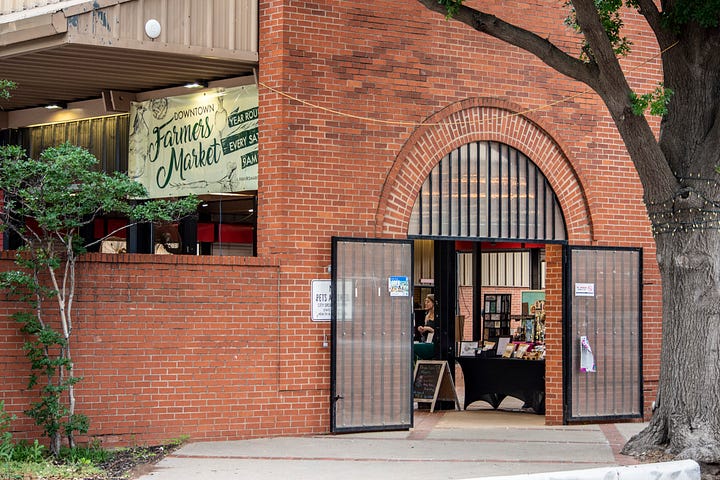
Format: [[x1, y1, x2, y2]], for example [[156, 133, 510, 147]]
[[0, 0, 258, 119]]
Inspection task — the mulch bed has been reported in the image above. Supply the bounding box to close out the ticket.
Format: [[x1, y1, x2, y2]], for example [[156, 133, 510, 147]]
[[94, 444, 181, 480]]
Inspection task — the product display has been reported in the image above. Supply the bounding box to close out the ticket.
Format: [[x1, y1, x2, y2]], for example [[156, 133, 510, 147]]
[[483, 294, 511, 339]]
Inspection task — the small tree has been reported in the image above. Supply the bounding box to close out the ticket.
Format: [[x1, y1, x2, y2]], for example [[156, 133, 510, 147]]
[[0, 143, 198, 456]]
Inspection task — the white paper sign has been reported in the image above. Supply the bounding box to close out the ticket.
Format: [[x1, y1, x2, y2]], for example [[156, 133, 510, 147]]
[[311, 280, 332, 321], [580, 336, 596, 372], [575, 283, 595, 297]]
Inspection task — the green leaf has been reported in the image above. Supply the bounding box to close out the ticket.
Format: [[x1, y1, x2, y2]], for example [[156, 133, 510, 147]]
[[662, 0, 720, 30], [437, 0, 463, 18], [630, 84, 673, 116], [0, 79, 16, 100]]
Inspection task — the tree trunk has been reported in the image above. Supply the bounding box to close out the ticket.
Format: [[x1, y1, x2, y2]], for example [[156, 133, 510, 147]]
[[51, 433, 61, 457], [623, 227, 720, 464]]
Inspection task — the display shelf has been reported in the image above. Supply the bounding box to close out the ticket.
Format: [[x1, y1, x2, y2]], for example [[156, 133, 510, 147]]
[[482, 293, 511, 340]]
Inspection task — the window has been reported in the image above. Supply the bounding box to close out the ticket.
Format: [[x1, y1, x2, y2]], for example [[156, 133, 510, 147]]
[[2, 117, 258, 256], [94, 195, 257, 256]]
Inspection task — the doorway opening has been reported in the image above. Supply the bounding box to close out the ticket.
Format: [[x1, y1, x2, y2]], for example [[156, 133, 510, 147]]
[[406, 140, 568, 420], [412, 239, 551, 419]]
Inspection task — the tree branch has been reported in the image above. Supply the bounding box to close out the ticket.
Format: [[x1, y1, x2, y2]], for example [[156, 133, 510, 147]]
[[415, 0, 678, 200], [570, 0, 678, 199], [569, 0, 634, 117], [416, 0, 599, 88], [572, 0, 624, 65], [633, 0, 674, 47], [47, 256, 68, 340]]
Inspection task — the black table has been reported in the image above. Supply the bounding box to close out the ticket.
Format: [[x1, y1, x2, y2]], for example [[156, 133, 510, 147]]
[[455, 356, 545, 414]]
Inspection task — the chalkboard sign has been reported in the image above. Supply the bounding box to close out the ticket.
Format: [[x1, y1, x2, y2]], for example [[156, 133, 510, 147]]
[[413, 362, 443, 400], [412, 360, 460, 412]]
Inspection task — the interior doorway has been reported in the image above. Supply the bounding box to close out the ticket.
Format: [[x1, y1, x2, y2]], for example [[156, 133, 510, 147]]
[[412, 239, 551, 417]]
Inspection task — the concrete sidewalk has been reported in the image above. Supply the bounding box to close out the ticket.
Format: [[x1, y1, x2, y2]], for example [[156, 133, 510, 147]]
[[136, 405, 649, 480]]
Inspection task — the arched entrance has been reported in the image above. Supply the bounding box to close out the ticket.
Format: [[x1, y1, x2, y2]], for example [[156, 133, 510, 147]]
[[385, 103, 642, 426], [408, 140, 566, 415], [408, 141, 566, 241], [374, 98, 593, 242], [331, 102, 642, 431], [373, 101, 590, 422]]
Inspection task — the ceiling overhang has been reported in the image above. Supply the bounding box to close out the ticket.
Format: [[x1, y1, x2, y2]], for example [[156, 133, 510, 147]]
[[0, 0, 258, 127]]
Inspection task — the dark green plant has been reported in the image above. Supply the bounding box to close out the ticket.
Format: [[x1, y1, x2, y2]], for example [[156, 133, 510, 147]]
[[60, 440, 111, 466], [12, 440, 46, 463], [436, 0, 462, 17], [630, 84, 674, 116], [0, 143, 198, 456], [563, 0, 634, 60], [0, 401, 16, 463], [661, 0, 720, 30]]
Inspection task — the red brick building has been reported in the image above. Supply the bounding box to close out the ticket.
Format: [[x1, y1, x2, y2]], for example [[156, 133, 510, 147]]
[[0, 0, 660, 446]]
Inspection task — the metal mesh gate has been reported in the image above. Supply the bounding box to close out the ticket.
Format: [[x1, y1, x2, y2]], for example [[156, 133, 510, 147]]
[[331, 238, 413, 432], [565, 246, 643, 421], [409, 141, 566, 241]]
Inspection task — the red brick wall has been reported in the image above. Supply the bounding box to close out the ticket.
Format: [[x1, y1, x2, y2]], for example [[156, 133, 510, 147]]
[[0, 0, 662, 445], [544, 244, 565, 425], [0, 253, 328, 446], [255, 0, 660, 425]]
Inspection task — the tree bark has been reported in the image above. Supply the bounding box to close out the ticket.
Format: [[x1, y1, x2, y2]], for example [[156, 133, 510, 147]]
[[623, 226, 720, 463]]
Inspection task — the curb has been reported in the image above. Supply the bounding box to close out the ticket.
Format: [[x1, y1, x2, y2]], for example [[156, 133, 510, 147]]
[[461, 459, 700, 480]]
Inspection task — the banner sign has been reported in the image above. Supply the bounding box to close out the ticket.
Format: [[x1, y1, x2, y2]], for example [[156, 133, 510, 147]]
[[128, 84, 258, 198]]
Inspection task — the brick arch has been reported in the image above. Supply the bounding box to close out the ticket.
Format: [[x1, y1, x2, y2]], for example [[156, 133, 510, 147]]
[[375, 97, 594, 242]]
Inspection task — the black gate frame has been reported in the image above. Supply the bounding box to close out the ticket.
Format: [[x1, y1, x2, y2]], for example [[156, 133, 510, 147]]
[[562, 245, 644, 423], [330, 237, 414, 433]]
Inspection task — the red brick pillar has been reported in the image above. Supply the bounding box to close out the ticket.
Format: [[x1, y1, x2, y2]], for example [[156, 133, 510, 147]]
[[544, 243, 564, 425]]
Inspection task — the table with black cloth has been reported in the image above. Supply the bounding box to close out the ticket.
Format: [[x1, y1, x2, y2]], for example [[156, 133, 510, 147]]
[[455, 356, 545, 414]]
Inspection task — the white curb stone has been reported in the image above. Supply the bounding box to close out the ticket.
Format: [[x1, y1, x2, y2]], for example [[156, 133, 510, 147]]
[[463, 460, 700, 480]]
